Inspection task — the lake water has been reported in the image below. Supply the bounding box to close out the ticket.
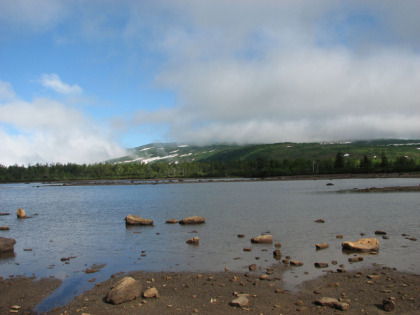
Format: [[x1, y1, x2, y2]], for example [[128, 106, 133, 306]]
[[0, 178, 419, 312]]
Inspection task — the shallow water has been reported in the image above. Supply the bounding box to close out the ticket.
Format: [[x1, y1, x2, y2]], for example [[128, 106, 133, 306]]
[[0, 178, 419, 311]]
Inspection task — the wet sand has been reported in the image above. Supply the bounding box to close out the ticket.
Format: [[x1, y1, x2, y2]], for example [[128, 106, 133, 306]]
[[1, 264, 419, 314]]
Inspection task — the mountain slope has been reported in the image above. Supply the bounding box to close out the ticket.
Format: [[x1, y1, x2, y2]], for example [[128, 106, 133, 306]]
[[108, 139, 420, 164]]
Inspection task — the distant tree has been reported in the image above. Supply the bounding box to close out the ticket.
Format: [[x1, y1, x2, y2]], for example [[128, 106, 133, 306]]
[[360, 154, 372, 169], [334, 151, 344, 169], [380, 152, 388, 168]]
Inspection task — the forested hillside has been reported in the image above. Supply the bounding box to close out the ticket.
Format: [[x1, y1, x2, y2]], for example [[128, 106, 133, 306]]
[[1, 140, 420, 182]]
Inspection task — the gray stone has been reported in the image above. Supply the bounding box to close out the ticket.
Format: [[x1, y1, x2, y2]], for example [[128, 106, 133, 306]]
[[0, 237, 16, 253]]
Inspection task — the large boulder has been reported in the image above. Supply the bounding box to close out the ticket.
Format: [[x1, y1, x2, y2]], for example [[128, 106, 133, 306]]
[[342, 238, 379, 252], [125, 215, 153, 226], [0, 237, 16, 253], [105, 277, 142, 305], [251, 234, 273, 244], [179, 216, 206, 225]]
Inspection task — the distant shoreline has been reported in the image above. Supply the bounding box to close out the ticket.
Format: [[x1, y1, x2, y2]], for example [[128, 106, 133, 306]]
[[46, 172, 420, 187]]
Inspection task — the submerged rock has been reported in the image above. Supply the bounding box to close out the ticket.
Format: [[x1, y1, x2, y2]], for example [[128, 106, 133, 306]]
[[273, 249, 282, 259], [314, 219, 325, 223], [165, 219, 178, 224], [0, 226, 10, 231], [251, 235, 273, 244], [105, 277, 142, 305], [125, 215, 154, 226], [342, 238, 379, 252], [179, 216, 206, 225], [0, 237, 16, 253]]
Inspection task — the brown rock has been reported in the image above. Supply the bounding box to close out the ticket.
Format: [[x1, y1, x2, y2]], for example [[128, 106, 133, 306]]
[[0, 236, 16, 253], [348, 256, 363, 263], [290, 260, 304, 266], [0, 226, 10, 231], [315, 297, 350, 311], [251, 235, 273, 244], [314, 219, 325, 223], [382, 298, 395, 312], [16, 208, 26, 218], [105, 277, 142, 304], [125, 215, 153, 226], [0, 213, 11, 216], [179, 216, 206, 224], [314, 262, 329, 268], [342, 238, 379, 252], [230, 295, 249, 307], [143, 287, 159, 298], [248, 264, 256, 271], [243, 248, 252, 252], [237, 234, 245, 238], [336, 235, 344, 239], [274, 242, 281, 248], [186, 237, 199, 245], [375, 230, 387, 235], [273, 249, 282, 258], [315, 243, 329, 250], [165, 219, 178, 224]]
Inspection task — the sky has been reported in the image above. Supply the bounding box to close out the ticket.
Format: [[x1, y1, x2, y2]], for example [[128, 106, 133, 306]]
[[1, 0, 420, 166]]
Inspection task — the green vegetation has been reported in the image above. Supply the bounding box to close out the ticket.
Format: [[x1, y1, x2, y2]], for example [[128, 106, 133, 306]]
[[1, 139, 420, 182]]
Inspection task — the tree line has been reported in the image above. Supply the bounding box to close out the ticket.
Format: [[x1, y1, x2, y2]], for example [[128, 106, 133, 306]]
[[0, 152, 419, 182]]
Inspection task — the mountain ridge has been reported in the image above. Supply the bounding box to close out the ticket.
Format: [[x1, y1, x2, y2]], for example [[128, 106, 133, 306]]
[[108, 139, 420, 164]]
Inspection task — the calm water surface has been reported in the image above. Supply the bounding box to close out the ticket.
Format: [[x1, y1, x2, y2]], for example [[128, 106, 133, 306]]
[[0, 178, 419, 311]]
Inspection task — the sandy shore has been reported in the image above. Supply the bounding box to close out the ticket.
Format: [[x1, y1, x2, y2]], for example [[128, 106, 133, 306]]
[[1, 264, 419, 314]]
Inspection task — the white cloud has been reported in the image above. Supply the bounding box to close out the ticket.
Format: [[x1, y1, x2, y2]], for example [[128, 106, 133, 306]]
[[0, 81, 125, 166], [130, 0, 420, 144], [39, 73, 83, 95]]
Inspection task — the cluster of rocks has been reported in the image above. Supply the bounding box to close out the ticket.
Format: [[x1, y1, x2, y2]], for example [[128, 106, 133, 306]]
[[125, 215, 206, 226]]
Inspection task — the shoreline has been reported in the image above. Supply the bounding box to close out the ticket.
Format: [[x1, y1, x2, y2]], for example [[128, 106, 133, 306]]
[[12, 172, 420, 187], [2, 264, 419, 314]]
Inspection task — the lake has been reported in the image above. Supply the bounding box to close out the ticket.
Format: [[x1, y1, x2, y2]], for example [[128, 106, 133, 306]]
[[0, 177, 419, 311]]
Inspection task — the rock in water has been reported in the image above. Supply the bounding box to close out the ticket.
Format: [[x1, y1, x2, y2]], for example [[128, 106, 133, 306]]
[[125, 215, 154, 226], [0, 237, 16, 253], [314, 262, 329, 268], [143, 287, 159, 298], [105, 277, 142, 305], [251, 235, 273, 244], [186, 237, 199, 245], [341, 238, 379, 252], [179, 216, 206, 224], [165, 219, 178, 224], [290, 260, 304, 266], [273, 249, 282, 258], [314, 219, 325, 223], [16, 208, 26, 218], [315, 243, 329, 250]]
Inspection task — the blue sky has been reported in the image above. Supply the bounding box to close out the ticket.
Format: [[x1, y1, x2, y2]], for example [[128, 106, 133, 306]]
[[1, 0, 419, 165]]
